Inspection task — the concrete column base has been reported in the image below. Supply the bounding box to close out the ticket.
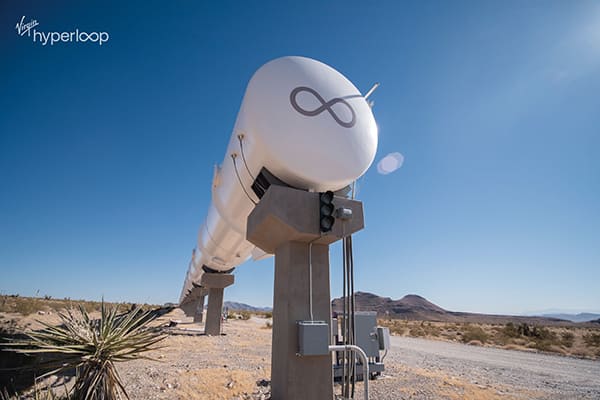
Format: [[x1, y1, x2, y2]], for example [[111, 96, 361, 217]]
[[193, 295, 206, 323], [202, 273, 234, 336], [271, 241, 333, 400]]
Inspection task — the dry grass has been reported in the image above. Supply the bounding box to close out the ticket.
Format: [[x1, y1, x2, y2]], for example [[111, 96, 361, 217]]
[[379, 319, 600, 359], [227, 310, 251, 320], [0, 295, 157, 317]]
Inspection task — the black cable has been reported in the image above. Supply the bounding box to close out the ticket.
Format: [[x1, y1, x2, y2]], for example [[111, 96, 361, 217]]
[[349, 235, 356, 397], [237, 135, 269, 195], [347, 237, 352, 397], [231, 154, 257, 206], [342, 236, 348, 397], [345, 235, 354, 397], [342, 233, 357, 398]]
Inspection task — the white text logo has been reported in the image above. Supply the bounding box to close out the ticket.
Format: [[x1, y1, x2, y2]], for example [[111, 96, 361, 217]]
[[15, 16, 110, 46], [15, 16, 39, 36]]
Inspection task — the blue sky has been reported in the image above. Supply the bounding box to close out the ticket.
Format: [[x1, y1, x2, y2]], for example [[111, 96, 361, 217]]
[[1, 1, 599, 315]]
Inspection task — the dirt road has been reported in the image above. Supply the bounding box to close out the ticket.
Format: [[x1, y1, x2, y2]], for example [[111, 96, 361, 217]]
[[380, 336, 600, 399]]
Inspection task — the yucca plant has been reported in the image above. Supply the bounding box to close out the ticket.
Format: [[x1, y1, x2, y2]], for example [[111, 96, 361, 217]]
[[3, 303, 166, 400], [1, 383, 71, 400]]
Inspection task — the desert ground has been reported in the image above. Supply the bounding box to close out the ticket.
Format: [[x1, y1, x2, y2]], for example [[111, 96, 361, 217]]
[[2, 303, 600, 399], [116, 309, 600, 400]]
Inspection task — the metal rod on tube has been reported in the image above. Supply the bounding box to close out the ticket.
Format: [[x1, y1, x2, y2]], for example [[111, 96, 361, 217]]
[[364, 83, 380, 100]]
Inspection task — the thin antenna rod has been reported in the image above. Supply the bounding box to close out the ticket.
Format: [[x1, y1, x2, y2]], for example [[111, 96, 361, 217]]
[[364, 82, 380, 100]]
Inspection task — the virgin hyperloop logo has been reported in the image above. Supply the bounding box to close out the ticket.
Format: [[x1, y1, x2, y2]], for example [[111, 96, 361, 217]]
[[290, 86, 356, 128]]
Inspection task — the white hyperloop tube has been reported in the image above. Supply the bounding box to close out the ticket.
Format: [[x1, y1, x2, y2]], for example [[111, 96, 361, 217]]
[[180, 56, 378, 303]]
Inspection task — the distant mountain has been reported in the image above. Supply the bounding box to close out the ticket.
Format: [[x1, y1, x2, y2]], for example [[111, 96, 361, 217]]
[[331, 292, 577, 326], [539, 313, 600, 323], [223, 301, 272, 312], [332, 292, 447, 320]]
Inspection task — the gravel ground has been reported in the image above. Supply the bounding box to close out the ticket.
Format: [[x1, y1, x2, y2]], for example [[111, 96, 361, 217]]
[[6, 308, 600, 399], [116, 311, 600, 400], [118, 313, 273, 400], [370, 336, 600, 400]]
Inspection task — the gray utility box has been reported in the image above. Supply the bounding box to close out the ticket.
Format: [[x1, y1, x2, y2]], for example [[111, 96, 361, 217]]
[[333, 311, 387, 381], [377, 326, 391, 351], [353, 311, 380, 357], [297, 321, 329, 356]]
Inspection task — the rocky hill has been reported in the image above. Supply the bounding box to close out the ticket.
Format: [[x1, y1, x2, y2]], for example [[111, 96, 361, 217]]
[[223, 301, 271, 312], [331, 292, 576, 326]]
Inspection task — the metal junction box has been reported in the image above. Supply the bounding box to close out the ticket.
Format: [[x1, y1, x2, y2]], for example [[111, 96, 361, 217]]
[[377, 326, 391, 351], [297, 321, 330, 356], [354, 312, 380, 358], [333, 311, 387, 381]]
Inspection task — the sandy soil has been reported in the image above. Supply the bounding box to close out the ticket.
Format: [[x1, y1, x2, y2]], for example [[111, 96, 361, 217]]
[[117, 309, 600, 400], [117, 309, 273, 400], [3, 308, 599, 399]]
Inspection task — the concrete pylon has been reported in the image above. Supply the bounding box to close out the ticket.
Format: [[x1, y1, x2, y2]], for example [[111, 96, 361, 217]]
[[180, 285, 207, 319], [201, 272, 234, 336], [179, 300, 196, 317], [247, 185, 364, 400], [193, 294, 206, 323]]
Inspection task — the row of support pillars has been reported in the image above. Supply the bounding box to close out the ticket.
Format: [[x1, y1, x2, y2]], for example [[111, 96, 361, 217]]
[[180, 272, 234, 336], [193, 295, 205, 323]]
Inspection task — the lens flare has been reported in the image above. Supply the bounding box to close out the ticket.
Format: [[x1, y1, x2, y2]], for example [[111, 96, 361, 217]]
[[377, 152, 404, 175]]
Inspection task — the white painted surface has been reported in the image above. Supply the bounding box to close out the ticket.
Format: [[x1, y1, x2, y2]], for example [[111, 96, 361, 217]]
[[181, 56, 378, 302]]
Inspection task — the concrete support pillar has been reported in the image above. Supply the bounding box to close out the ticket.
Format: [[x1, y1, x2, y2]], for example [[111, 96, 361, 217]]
[[193, 295, 206, 323], [247, 185, 364, 400], [202, 273, 234, 336], [271, 241, 332, 399], [179, 300, 196, 317], [205, 288, 224, 335]]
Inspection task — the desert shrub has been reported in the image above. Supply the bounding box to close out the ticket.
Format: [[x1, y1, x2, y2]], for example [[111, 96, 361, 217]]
[[533, 339, 554, 351], [584, 333, 600, 347], [502, 323, 520, 338], [561, 332, 575, 348], [0, 296, 135, 316], [13, 298, 41, 315], [228, 310, 251, 320], [408, 326, 426, 337], [422, 323, 440, 337], [461, 326, 489, 344], [528, 327, 558, 351], [378, 320, 405, 335], [239, 311, 251, 320], [518, 323, 532, 336], [3, 303, 165, 400], [0, 384, 70, 400], [533, 326, 556, 340]]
